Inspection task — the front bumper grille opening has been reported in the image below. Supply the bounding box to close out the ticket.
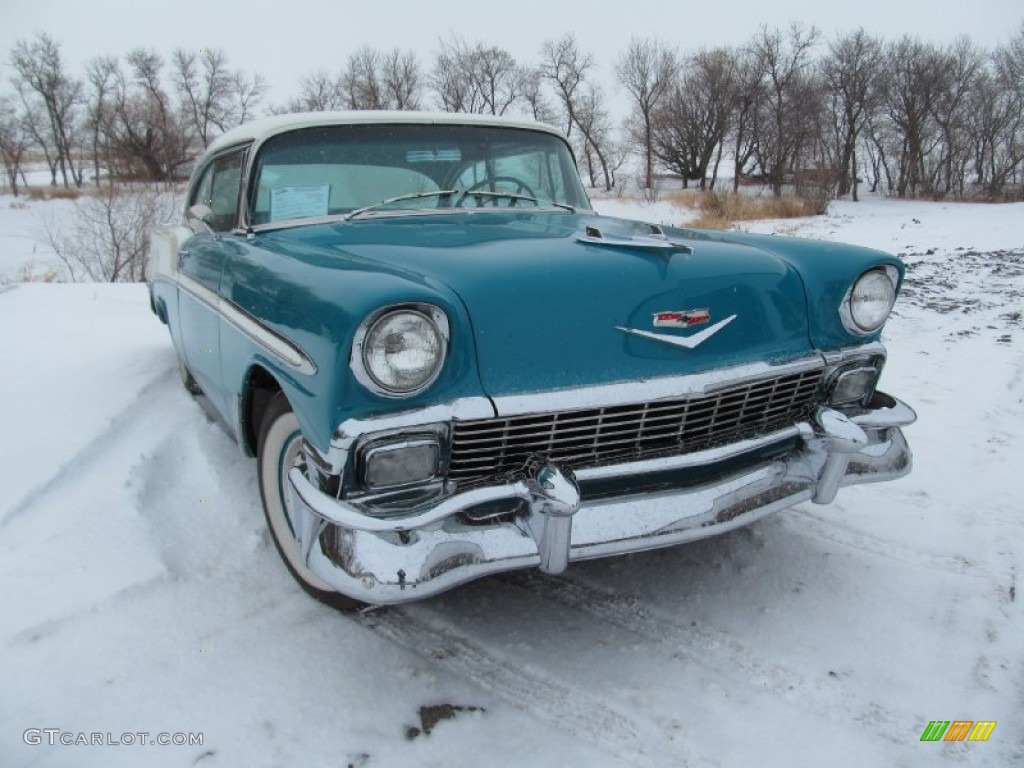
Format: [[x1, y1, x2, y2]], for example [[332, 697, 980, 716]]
[[449, 368, 823, 485]]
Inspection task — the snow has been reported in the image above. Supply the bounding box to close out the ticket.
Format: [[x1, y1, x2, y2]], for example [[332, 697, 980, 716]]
[[0, 197, 74, 281], [1, 195, 1023, 767]]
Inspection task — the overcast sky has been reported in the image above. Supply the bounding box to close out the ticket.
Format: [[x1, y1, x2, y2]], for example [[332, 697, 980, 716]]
[[2, 0, 1021, 112]]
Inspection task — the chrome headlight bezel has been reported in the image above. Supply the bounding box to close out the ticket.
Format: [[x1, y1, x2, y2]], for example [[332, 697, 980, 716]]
[[351, 304, 449, 397], [840, 266, 899, 335]]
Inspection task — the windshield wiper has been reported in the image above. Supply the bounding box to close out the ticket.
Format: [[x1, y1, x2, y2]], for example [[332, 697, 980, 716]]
[[345, 190, 460, 220], [345, 188, 577, 221], [452, 189, 576, 212]]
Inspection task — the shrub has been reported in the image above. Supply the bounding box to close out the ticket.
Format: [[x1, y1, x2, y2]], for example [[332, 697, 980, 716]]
[[37, 185, 179, 282]]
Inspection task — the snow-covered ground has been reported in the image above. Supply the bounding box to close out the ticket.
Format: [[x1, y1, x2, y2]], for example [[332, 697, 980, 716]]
[[1, 196, 1022, 767]]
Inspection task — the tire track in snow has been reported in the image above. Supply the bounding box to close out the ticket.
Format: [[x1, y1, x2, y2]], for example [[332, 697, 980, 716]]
[[785, 508, 999, 578], [355, 604, 704, 768], [499, 570, 916, 745], [0, 366, 178, 527]]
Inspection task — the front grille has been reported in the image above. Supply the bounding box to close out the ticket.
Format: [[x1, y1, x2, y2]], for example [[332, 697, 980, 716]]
[[449, 368, 824, 483]]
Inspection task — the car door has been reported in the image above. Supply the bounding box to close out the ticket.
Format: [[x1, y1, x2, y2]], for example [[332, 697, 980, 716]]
[[178, 147, 246, 418]]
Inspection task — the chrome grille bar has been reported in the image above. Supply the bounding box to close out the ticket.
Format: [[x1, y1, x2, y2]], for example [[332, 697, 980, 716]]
[[449, 368, 824, 482]]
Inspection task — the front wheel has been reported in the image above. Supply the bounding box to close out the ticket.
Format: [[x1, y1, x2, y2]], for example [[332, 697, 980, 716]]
[[257, 392, 364, 611]]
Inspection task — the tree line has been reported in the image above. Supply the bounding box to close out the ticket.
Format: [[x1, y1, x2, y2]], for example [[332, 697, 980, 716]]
[[2, 23, 1023, 201]]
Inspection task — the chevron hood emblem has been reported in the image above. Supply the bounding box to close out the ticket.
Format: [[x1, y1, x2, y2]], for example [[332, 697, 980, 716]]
[[616, 314, 737, 349]]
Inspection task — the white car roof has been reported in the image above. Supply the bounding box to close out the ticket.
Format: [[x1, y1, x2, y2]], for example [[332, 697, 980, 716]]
[[205, 111, 568, 157]]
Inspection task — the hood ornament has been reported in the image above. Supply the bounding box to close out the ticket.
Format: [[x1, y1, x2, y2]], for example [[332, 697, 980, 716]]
[[617, 313, 737, 350], [577, 223, 694, 255]]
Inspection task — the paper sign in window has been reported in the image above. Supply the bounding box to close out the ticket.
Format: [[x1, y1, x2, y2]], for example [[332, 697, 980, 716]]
[[270, 185, 330, 221]]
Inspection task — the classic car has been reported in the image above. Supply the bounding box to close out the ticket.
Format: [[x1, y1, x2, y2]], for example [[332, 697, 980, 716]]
[[147, 111, 916, 609]]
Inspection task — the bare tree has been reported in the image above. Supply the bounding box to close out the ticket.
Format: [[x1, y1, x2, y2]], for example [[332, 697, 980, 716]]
[[342, 47, 385, 109], [538, 33, 589, 139], [966, 27, 1024, 198], [101, 49, 192, 181], [750, 24, 822, 196], [0, 96, 31, 195], [539, 34, 614, 190], [616, 38, 679, 189], [230, 70, 268, 124], [821, 29, 883, 200], [172, 48, 235, 147], [85, 56, 119, 186], [286, 70, 345, 111], [729, 48, 766, 192], [931, 38, 982, 195], [379, 49, 422, 110], [521, 67, 558, 125], [342, 47, 422, 110], [10, 32, 84, 187], [430, 37, 524, 114], [472, 43, 526, 115], [878, 37, 947, 197], [430, 41, 476, 113], [651, 47, 739, 189]]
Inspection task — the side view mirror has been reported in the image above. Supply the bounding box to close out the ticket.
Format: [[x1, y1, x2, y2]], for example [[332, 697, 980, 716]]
[[187, 204, 215, 234]]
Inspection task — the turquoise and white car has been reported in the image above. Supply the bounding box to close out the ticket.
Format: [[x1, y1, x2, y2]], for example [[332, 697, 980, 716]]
[[147, 111, 916, 608]]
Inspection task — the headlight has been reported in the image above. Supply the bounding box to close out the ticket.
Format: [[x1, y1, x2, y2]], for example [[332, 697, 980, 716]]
[[841, 268, 897, 334], [352, 305, 448, 396]]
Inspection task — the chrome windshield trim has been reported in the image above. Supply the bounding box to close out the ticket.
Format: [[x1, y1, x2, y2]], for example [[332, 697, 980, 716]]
[[489, 355, 826, 417], [176, 273, 317, 375]]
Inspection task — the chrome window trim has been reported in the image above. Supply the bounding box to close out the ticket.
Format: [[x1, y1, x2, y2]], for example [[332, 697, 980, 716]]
[[172, 273, 317, 375], [185, 142, 252, 232]]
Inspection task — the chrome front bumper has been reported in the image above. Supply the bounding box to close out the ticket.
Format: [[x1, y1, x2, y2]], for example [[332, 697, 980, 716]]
[[285, 396, 916, 604]]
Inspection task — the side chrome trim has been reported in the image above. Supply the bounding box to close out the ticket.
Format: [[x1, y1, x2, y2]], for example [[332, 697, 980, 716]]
[[489, 354, 825, 417], [174, 273, 317, 376]]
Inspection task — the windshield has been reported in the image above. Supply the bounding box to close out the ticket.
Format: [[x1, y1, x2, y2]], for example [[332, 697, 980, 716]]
[[248, 123, 591, 226]]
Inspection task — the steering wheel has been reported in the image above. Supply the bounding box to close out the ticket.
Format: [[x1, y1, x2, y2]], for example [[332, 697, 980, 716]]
[[455, 176, 538, 207]]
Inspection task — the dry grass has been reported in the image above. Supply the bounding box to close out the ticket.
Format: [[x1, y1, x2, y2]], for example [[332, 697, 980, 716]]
[[11, 261, 60, 283], [24, 186, 83, 201], [664, 189, 820, 229]]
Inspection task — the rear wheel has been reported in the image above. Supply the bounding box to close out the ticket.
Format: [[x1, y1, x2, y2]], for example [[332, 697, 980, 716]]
[[257, 392, 364, 611]]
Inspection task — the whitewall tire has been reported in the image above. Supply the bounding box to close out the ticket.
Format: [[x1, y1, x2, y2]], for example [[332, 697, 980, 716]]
[[257, 392, 362, 610]]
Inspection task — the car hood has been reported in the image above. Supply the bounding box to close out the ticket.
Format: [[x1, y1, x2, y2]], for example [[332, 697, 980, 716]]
[[260, 212, 815, 397]]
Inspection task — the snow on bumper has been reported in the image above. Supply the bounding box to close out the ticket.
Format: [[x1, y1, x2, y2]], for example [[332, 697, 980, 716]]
[[286, 396, 916, 604]]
